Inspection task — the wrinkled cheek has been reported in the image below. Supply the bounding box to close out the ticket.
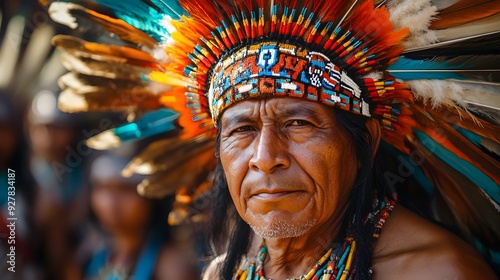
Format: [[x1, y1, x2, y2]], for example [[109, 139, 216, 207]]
[[223, 166, 246, 215], [220, 145, 254, 219], [222, 159, 238, 190], [221, 149, 247, 187], [228, 186, 248, 222], [220, 144, 239, 174]]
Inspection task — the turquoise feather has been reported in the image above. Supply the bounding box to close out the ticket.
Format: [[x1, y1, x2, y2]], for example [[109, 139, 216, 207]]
[[116, 13, 171, 40], [414, 131, 500, 205], [114, 108, 180, 141], [380, 141, 435, 194], [96, 0, 175, 41], [451, 124, 482, 148], [388, 57, 466, 81], [149, 0, 187, 19]]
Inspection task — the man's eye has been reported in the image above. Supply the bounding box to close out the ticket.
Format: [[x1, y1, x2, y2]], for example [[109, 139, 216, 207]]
[[233, 125, 255, 133], [289, 120, 310, 126]]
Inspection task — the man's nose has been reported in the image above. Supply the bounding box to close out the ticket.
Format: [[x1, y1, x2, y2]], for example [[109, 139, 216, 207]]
[[249, 127, 290, 173]]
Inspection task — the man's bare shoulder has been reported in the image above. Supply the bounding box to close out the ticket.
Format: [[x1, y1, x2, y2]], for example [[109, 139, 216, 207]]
[[372, 206, 497, 280]]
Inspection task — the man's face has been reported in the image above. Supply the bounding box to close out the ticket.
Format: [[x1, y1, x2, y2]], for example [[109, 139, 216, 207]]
[[219, 97, 358, 239]]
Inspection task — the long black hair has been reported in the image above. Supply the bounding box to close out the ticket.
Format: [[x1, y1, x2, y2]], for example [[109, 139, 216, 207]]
[[209, 107, 390, 280]]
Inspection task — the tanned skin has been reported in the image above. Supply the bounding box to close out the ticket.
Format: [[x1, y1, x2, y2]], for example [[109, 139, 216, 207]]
[[204, 97, 496, 280]]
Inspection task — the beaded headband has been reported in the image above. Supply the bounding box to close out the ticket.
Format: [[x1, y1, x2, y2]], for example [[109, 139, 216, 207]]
[[208, 41, 370, 122]]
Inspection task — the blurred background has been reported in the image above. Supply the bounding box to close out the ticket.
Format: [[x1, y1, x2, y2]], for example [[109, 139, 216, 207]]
[[0, 1, 205, 279]]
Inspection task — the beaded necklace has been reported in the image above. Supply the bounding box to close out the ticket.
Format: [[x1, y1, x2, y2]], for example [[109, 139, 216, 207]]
[[233, 199, 396, 280]]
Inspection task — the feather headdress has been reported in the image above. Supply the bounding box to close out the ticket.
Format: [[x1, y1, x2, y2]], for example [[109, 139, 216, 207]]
[[43, 0, 500, 269]]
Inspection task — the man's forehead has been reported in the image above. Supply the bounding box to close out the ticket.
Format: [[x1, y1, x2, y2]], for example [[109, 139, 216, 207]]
[[220, 98, 331, 124]]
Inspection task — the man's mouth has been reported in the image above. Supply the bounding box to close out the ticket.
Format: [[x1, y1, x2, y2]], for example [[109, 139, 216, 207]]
[[251, 190, 305, 200]]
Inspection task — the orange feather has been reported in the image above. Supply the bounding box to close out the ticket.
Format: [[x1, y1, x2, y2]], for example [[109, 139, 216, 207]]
[[431, 0, 500, 29], [442, 108, 500, 144], [86, 9, 158, 48], [412, 105, 500, 186], [409, 138, 500, 246]]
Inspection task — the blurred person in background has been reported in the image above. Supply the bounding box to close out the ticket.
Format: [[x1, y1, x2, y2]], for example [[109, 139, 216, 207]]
[[26, 89, 90, 279], [0, 91, 40, 279], [1, 1, 102, 278], [84, 147, 200, 280]]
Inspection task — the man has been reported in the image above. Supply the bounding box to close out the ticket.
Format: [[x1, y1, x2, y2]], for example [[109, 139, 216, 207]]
[[45, 0, 500, 278], [203, 97, 497, 279]]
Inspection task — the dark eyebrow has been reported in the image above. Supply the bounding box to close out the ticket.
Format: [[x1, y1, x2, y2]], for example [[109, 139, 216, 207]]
[[220, 101, 327, 128], [220, 112, 255, 129], [278, 103, 324, 123]]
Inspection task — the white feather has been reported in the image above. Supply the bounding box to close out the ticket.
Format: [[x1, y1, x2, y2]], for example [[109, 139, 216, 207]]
[[58, 88, 88, 112], [147, 43, 170, 64], [386, 0, 439, 48], [407, 80, 466, 108], [48, 2, 82, 29], [86, 130, 121, 150], [364, 71, 384, 80], [408, 79, 500, 111]]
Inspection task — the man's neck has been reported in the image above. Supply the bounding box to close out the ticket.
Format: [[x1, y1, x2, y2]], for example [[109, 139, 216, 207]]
[[252, 206, 347, 279]]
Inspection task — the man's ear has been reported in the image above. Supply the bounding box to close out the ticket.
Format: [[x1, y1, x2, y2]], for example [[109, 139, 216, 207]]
[[365, 118, 381, 159]]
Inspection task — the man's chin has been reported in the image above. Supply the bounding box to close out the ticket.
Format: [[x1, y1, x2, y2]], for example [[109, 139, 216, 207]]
[[249, 218, 317, 240]]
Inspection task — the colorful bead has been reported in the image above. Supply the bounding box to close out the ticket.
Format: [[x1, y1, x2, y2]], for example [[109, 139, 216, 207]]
[[235, 199, 397, 280]]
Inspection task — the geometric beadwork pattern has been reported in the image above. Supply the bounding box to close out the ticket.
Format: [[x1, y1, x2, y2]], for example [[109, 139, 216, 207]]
[[208, 41, 370, 121]]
